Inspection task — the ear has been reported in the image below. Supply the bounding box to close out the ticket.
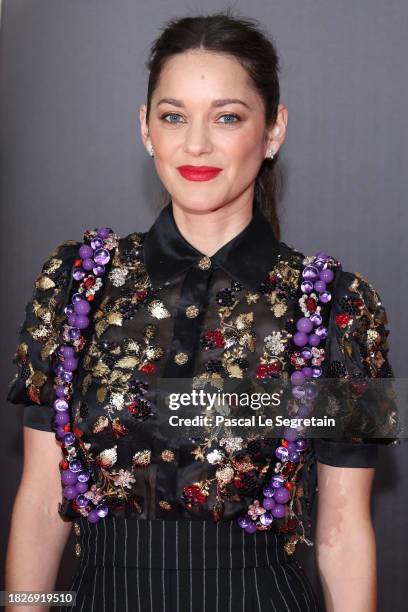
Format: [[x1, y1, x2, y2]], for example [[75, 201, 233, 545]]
[[139, 104, 151, 151], [264, 103, 288, 156]]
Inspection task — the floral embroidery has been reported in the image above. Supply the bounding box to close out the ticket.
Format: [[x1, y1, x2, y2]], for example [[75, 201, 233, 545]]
[[181, 435, 276, 522], [200, 329, 225, 349], [14, 343, 48, 404], [181, 483, 209, 507], [9, 241, 80, 405], [80, 325, 162, 421], [159, 500, 172, 510], [200, 290, 257, 378], [264, 331, 286, 355], [109, 267, 129, 287], [93, 233, 170, 335], [161, 449, 175, 462], [256, 329, 293, 380], [260, 258, 300, 318], [7, 225, 399, 548], [245, 291, 260, 305], [112, 469, 136, 489], [97, 446, 118, 468], [132, 450, 152, 467], [185, 249, 339, 551], [329, 272, 394, 379]]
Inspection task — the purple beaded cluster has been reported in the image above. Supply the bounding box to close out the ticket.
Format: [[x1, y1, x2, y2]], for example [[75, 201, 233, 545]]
[[238, 250, 337, 534], [54, 227, 118, 523]]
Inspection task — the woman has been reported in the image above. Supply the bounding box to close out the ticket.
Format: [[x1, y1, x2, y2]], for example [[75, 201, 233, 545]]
[[5, 10, 399, 612]]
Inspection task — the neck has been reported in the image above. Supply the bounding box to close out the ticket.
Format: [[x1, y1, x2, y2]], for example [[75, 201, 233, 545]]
[[171, 193, 255, 257]]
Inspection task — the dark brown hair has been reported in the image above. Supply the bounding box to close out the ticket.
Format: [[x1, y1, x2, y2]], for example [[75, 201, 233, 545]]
[[145, 8, 283, 240]]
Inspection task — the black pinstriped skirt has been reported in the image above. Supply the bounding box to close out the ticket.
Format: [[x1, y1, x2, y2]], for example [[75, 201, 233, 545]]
[[62, 517, 320, 612]]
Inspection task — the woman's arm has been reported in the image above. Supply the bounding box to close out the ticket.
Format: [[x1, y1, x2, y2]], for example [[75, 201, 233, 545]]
[[315, 461, 377, 612], [5, 427, 73, 612]]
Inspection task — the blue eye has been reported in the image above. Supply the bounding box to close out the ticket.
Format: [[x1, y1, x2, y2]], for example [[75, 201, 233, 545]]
[[161, 113, 184, 124], [218, 114, 240, 124], [160, 113, 241, 125]]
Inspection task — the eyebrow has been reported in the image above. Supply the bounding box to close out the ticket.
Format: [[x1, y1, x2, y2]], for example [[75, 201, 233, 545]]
[[156, 97, 251, 109]]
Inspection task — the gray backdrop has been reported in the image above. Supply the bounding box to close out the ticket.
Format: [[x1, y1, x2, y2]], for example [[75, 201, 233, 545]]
[[1, 1, 407, 610]]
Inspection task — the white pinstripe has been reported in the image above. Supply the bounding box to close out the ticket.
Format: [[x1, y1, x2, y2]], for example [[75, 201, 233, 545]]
[[176, 520, 179, 612], [252, 567, 262, 612], [275, 535, 292, 611], [264, 533, 279, 612], [265, 536, 290, 612], [90, 566, 98, 612], [79, 594, 85, 612], [102, 519, 106, 612], [281, 563, 303, 612], [162, 520, 166, 612], [287, 563, 313, 612], [216, 522, 219, 612], [269, 596, 279, 612], [189, 521, 192, 611], [113, 517, 117, 612], [90, 521, 99, 612], [136, 520, 141, 611], [124, 519, 129, 612], [67, 523, 87, 611], [253, 535, 262, 612], [229, 522, 232, 612], [241, 529, 245, 612], [75, 520, 91, 611], [68, 517, 318, 612], [94, 521, 99, 564], [291, 563, 312, 609], [264, 532, 270, 565], [202, 522, 206, 612], [149, 520, 153, 612]]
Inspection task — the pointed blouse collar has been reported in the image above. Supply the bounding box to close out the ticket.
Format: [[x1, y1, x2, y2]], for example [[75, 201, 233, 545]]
[[142, 198, 281, 292]]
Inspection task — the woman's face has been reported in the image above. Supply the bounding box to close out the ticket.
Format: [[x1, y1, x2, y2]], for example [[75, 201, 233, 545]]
[[140, 50, 287, 213]]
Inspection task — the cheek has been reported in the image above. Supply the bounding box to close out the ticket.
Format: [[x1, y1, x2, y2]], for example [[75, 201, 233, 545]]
[[219, 128, 264, 161], [226, 140, 263, 178], [155, 133, 179, 155]]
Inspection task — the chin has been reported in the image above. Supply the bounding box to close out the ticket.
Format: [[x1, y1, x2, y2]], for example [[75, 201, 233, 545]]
[[171, 195, 225, 214]]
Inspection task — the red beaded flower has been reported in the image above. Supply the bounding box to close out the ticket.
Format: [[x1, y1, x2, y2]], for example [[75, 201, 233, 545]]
[[181, 484, 207, 507], [200, 329, 225, 349], [255, 361, 282, 379], [139, 362, 156, 374], [336, 313, 352, 328], [304, 296, 318, 313]]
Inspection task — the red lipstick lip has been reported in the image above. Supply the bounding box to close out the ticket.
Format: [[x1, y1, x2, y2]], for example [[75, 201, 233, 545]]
[[177, 165, 223, 182]]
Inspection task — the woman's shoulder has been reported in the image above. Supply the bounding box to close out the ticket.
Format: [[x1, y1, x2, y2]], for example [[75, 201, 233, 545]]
[[31, 227, 124, 303], [279, 239, 385, 311], [42, 227, 127, 266], [33, 239, 82, 293], [41, 238, 82, 263], [118, 230, 147, 251]]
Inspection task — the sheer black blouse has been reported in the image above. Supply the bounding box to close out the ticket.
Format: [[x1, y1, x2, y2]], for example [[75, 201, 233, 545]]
[[6, 199, 399, 555]]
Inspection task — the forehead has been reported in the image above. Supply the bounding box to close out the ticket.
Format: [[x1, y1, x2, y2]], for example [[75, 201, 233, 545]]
[[154, 50, 255, 101]]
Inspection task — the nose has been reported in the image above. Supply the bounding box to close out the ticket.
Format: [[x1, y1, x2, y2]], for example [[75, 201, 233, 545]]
[[182, 119, 213, 156]]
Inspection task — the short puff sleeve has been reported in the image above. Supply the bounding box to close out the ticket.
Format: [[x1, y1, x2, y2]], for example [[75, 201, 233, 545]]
[[313, 267, 400, 467], [6, 240, 81, 431]]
